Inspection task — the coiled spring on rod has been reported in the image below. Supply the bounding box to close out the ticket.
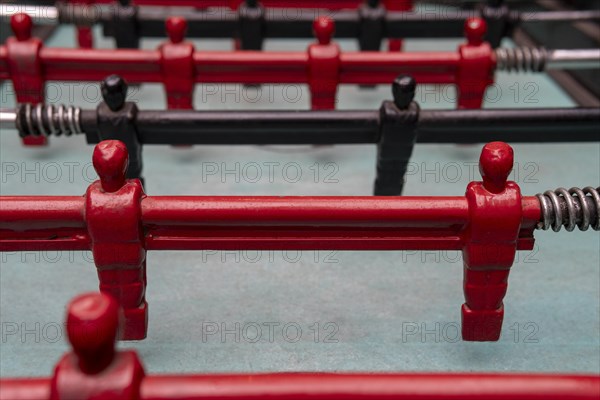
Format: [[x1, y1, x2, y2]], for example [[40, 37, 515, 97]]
[[536, 187, 600, 232], [495, 47, 548, 72], [16, 103, 82, 138]]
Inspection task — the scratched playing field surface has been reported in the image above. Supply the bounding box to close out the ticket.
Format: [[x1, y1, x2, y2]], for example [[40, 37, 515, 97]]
[[0, 20, 599, 377]]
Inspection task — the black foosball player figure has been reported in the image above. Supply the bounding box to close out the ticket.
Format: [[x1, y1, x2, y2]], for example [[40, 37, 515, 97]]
[[375, 74, 418, 195], [107, 0, 140, 49], [97, 75, 143, 186]]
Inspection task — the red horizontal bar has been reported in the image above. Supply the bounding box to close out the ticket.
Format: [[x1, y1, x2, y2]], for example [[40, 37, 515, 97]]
[[1, 373, 598, 400], [141, 196, 470, 227], [0, 197, 88, 251], [0, 197, 85, 230], [0, 378, 50, 400], [0, 48, 463, 86], [41, 48, 163, 83], [141, 373, 600, 400], [142, 196, 470, 250], [0, 195, 541, 252], [0, 237, 91, 252], [144, 233, 465, 251], [340, 52, 459, 85], [193, 51, 307, 84]]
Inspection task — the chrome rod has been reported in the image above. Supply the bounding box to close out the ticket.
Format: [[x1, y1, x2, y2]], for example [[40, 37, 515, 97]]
[[0, 109, 17, 131], [547, 49, 600, 70]]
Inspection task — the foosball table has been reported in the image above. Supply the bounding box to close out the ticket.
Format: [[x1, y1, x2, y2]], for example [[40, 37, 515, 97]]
[[0, 1, 599, 399]]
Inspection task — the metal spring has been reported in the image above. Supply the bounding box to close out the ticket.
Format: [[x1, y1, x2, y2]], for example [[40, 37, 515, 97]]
[[17, 104, 82, 137], [536, 187, 600, 232], [495, 47, 548, 73]]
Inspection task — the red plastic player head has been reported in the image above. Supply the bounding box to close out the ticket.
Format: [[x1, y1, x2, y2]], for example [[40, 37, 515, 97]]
[[479, 141, 513, 194], [464, 17, 487, 46], [166, 16, 188, 44], [11, 13, 32, 42], [313, 16, 335, 45], [92, 140, 129, 193], [66, 292, 121, 374]]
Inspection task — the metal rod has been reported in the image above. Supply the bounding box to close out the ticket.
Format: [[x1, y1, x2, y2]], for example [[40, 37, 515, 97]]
[[134, 107, 600, 144], [134, 110, 381, 145], [516, 9, 600, 22], [547, 49, 600, 70], [494, 47, 600, 72], [416, 107, 600, 143], [2, 4, 600, 35], [0, 109, 16, 131], [5, 105, 600, 144], [0, 5, 59, 25]]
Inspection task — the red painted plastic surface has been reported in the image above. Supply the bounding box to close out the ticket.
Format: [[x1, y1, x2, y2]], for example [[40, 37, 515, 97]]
[[0, 292, 598, 400], [457, 18, 495, 109], [0, 140, 543, 341], [385, 0, 412, 51], [308, 17, 340, 109], [50, 293, 146, 399], [3, 373, 600, 400], [0, 15, 493, 110], [76, 26, 93, 48], [70, 0, 94, 48], [160, 17, 195, 110], [5, 13, 47, 145], [462, 142, 522, 340], [86, 141, 148, 339]]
